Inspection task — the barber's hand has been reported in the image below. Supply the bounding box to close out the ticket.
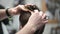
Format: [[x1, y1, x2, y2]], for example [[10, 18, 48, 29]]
[[8, 4, 33, 16], [27, 10, 48, 31]]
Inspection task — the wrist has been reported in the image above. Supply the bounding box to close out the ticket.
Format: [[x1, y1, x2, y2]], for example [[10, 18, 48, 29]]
[[27, 21, 39, 31], [5, 8, 12, 17], [25, 22, 37, 33], [16, 23, 37, 34], [8, 8, 16, 16]]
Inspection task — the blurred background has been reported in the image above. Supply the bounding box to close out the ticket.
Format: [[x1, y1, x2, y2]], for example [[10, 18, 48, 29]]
[[0, 0, 60, 34]]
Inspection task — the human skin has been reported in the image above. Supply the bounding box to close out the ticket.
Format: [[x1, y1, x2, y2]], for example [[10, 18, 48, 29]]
[[16, 10, 48, 34]]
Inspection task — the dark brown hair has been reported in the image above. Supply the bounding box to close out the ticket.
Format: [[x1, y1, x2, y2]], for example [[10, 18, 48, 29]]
[[19, 11, 31, 27], [19, 10, 45, 34], [19, 5, 40, 27], [19, 5, 45, 34]]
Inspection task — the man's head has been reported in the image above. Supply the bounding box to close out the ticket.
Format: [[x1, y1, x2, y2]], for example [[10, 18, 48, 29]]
[[19, 5, 40, 27], [19, 5, 45, 34], [19, 11, 31, 27], [19, 11, 45, 34]]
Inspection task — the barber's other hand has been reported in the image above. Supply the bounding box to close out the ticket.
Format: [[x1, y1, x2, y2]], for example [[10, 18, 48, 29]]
[[8, 4, 33, 16], [27, 10, 48, 31]]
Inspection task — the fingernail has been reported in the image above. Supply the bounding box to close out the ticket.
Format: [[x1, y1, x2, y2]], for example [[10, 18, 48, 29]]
[[39, 11, 43, 16], [34, 10, 39, 13]]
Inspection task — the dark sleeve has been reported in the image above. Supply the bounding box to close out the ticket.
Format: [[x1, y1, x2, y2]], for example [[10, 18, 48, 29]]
[[0, 21, 3, 34], [1, 18, 9, 25]]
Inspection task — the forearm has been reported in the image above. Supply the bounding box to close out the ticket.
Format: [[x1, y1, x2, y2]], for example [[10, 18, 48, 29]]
[[0, 4, 33, 20], [16, 23, 37, 34], [0, 9, 8, 20], [0, 8, 13, 21]]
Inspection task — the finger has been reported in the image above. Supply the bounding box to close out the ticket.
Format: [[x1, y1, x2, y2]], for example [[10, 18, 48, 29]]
[[34, 10, 39, 13], [39, 11, 43, 17], [22, 5, 30, 11], [42, 14, 46, 19], [42, 19, 47, 21], [24, 4, 35, 11], [18, 5, 30, 11], [23, 8, 30, 11], [43, 20, 48, 24], [30, 10, 39, 15]]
